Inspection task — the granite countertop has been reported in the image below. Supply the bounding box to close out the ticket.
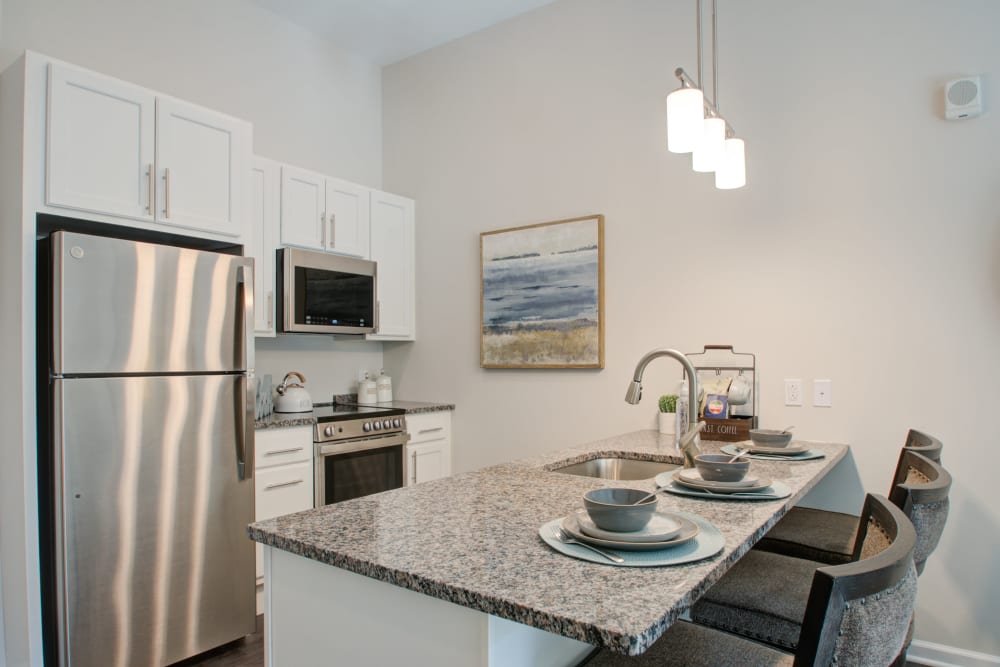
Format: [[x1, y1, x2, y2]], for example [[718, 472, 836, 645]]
[[254, 397, 454, 429], [248, 431, 848, 656]]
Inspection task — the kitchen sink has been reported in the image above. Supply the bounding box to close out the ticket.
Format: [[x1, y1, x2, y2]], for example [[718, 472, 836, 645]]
[[550, 457, 680, 480]]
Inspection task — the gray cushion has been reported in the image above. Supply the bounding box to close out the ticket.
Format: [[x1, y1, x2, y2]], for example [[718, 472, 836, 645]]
[[754, 506, 857, 564], [911, 498, 949, 571], [832, 563, 919, 666], [688, 550, 820, 650], [586, 620, 793, 667]]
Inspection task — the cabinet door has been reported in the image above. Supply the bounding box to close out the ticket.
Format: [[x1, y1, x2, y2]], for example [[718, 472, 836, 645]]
[[254, 460, 313, 580], [408, 442, 449, 486], [280, 165, 326, 250], [250, 157, 280, 336], [155, 97, 248, 238], [46, 62, 155, 220], [368, 191, 415, 340], [325, 177, 370, 258]]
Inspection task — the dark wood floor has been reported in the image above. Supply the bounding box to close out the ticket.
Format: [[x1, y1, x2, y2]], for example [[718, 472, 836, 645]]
[[170, 615, 264, 667]]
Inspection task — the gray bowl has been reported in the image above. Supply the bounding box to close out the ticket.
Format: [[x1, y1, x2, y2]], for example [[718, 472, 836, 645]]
[[694, 454, 750, 482], [583, 488, 657, 532], [750, 429, 793, 448]]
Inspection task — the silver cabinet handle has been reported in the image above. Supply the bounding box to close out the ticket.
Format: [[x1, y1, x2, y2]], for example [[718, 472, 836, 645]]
[[163, 167, 171, 218], [320, 212, 327, 248], [329, 212, 336, 248], [418, 427, 444, 435], [411, 450, 418, 484], [264, 446, 304, 456], [267, 292, 273, 329], [146, 164, 154, 215], [375, 300, 381, 333], [264, 478, 304, 491]]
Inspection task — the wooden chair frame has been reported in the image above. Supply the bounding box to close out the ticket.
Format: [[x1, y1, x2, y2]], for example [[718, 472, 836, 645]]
[[794, 494, 917, 666]]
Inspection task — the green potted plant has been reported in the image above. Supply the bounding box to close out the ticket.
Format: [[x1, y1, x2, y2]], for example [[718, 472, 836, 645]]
[[658, 394, 678, 435]]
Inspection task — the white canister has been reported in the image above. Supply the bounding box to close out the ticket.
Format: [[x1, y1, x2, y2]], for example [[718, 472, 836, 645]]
[[359, 373, 378, 405], [376, 369, 393, 403]]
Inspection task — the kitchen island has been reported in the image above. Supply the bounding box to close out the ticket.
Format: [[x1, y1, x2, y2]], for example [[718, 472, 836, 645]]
[[248, 430, 849, 666]]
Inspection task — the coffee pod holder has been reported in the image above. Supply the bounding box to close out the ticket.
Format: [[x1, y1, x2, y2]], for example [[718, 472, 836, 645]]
[[683, 345, 757, 442]]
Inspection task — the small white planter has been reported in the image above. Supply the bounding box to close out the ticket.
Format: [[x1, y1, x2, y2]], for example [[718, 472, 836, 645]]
[[658, 411, 676, 435]]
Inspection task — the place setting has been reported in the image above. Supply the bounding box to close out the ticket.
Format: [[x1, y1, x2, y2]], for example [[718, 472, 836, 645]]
[[654, 451, 792, 501], [720, 427, 826, 461], [538, 488, 725, 566]]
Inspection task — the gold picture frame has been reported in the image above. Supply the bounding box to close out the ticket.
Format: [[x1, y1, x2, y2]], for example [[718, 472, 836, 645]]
[[480, 214, 605, 369]]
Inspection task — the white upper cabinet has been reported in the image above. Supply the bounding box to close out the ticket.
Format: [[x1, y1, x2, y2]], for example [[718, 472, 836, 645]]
[[250, 157, 280, 336], [46, 63, 156, 221], [325, 177, 370, 258], [368, 191, 415, 341], [155, 97, 249, 237], [280, 165, 326, 250], [45, 58, 250, 240], [280, 167, 370, 258]]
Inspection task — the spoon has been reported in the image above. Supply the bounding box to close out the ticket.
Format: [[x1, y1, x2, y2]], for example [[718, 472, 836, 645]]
[[781, 425, 795, 433], [631, 486, 668, 505], [727, 448, 750, 463]]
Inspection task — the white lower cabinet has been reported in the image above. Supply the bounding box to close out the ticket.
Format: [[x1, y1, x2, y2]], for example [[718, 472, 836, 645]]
[[405, 412, 452, 485], [254, 426, 313, 612]]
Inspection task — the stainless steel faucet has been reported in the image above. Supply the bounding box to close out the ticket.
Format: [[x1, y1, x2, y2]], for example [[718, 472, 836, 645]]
[[625, 348, 702, 467]]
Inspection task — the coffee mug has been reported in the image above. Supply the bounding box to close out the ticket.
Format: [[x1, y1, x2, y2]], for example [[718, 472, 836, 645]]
[[728, 375, 751, 405]]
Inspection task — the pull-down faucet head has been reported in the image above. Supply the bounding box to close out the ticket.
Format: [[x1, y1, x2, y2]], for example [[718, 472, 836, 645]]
[[624, 347, 702, 466]]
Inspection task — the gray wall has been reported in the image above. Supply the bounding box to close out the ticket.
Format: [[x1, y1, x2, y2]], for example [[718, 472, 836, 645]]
[[383, 0, 1000, 657]]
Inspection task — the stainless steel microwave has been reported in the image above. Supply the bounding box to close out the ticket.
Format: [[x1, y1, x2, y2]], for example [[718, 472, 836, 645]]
[[276, 247, 377, 334]]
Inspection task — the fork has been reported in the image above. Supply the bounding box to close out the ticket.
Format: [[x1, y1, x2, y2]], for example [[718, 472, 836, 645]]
[[550, 527, 625, 563]]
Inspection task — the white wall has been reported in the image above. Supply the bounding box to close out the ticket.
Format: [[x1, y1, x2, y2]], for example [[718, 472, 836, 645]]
[[0, 1, 385, 664], [383, 0, 1000, 658]]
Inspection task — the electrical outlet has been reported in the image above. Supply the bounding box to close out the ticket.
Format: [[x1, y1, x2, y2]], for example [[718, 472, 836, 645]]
[[813, 379, 833, 407], [784, 379, 803, 406]]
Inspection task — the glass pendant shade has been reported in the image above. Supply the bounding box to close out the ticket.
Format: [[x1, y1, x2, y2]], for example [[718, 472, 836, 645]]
[[666, 87, 705, 153], [715, 137, 746, 189], [692, 116, 726, 172]]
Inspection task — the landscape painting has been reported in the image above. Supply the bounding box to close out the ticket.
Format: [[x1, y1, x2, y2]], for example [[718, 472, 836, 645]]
[[480, 215, 604, 369]]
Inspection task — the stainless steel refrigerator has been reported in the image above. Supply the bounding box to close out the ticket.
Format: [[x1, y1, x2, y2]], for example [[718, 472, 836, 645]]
[[40, 230, 256, 666]]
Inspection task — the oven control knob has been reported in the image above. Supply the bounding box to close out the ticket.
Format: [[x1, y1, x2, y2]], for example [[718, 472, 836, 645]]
[[393, 418, 401, 428], [324, 426, 334, 437], [373, 421, 382, 431], [363, 422, 372, 432], [383, 419, 392, 429]]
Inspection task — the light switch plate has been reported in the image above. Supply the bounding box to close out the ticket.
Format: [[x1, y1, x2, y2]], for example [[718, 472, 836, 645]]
[[784, 379, 803, 406], [813, 379, 833, 407]]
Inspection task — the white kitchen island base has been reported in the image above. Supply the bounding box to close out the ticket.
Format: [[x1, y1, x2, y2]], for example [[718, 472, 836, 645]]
[[263, 547, 595, 667]]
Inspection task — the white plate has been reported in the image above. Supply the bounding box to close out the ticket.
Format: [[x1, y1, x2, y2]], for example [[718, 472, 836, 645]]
[[676, 469, 760, 488], [671, 470, 773, 493], [576, 509, 682, 543], [560, 510, 699, 551]]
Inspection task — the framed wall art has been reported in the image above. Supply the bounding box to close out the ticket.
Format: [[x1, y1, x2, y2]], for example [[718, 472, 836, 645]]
[[480, 214, 604, 369]]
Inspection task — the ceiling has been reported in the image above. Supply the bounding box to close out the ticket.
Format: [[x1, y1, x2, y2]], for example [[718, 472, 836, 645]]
[[251, 0, 558, 66]]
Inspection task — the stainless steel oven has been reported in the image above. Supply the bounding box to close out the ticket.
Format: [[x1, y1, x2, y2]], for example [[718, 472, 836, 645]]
[[313, 405, 408, 506]]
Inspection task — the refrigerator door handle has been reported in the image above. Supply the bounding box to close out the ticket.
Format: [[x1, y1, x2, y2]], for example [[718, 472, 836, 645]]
[[236, 261, 255, 481], [236, 374, 254, 481], [236, 261, 255, 372]]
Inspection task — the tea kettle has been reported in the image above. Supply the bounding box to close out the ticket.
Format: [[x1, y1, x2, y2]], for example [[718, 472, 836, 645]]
[[274, 371, 313, 413]]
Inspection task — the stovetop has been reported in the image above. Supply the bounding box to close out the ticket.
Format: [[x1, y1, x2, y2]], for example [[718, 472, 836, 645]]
[[312, 402, 405, 423]]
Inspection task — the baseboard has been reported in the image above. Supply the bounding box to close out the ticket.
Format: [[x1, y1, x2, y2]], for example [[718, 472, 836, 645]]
[[907, 640, 1000, 667]]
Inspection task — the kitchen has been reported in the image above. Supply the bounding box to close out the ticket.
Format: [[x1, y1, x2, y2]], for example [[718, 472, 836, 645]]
[[1, 1, 997, 666]]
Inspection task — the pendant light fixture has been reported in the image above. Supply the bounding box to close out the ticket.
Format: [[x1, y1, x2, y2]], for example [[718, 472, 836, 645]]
[[665, 0, 746, 189]]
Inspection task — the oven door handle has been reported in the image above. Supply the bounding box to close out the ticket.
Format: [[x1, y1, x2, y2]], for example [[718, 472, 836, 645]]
[[317, 432, 409, 456]]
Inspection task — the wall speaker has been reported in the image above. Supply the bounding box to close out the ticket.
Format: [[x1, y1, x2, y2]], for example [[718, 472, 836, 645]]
[[945, 76, 983, 120]]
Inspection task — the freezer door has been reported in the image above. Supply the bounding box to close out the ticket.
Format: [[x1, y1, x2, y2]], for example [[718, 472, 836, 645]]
[[51, 231, 253, 375], [51, 375, 255, 667]]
